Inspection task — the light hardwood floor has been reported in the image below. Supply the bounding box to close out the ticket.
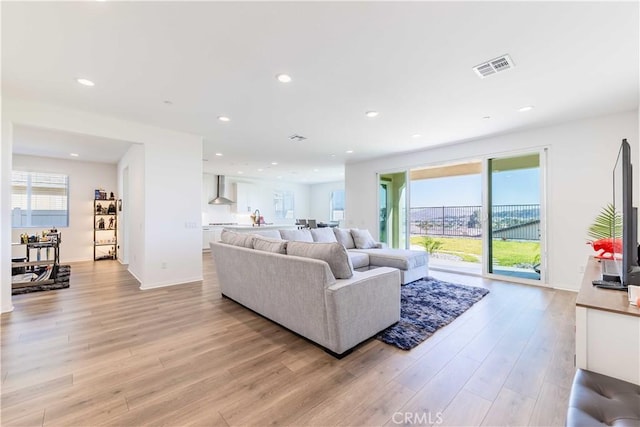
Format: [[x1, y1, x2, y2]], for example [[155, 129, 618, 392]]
[[1, 254, 577, 426]]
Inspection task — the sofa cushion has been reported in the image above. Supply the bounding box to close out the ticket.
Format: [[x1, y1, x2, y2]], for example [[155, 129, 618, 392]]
[[221, 229, 255, 248], [252, 229, 283, 240], [348, 252, 370, 269], [253, 235, 287, 254], [311, 228, 338, 243], [351, 229, 377, 249], [333, 228, 356, 249], [279, 229, 314, 242], [351, 248, 427, 271], [287, 241, 354, 279]]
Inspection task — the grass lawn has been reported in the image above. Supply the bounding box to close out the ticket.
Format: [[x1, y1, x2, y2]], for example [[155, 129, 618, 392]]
[[411, 236, 540, 267]]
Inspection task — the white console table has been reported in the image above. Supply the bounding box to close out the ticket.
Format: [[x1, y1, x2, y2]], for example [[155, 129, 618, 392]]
[[576, 257, 640, 385]]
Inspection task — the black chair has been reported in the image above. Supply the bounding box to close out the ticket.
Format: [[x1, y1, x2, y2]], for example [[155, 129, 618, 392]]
[[307, 219, 317, 229], [296, 219, 308, 229]]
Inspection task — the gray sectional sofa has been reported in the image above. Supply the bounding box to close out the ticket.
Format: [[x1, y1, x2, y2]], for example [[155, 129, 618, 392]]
[[209, 227, 429, 356], [268, 227, 429, 284], [210, 236, 401, 356]]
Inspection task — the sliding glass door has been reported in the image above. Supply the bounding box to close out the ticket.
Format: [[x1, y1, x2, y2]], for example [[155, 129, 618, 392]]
[[486, 152, 544, 282], [377, 149, 546, 285]]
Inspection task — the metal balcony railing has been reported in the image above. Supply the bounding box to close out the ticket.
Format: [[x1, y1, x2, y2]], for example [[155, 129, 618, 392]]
[[410, 204, 540, 241]]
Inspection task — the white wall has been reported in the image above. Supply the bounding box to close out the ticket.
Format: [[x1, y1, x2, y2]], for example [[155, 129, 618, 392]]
[[202, 173, 311, 225], [346, 110, 639, 291], [309, 181, 345, 223], [1, 116, 14, 312], [117, 144, 145, 279], [11, 154, 117, 262], [2, 98, 203, 312]]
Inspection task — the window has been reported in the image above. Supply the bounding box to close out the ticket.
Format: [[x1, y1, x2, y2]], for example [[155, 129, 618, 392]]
[[11, 171, 69, 228], [274, 190, 295, 219], [330, 190, 345, 221]]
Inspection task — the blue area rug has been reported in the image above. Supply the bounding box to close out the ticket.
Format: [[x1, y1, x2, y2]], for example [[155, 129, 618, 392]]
[[377, 277, 490, 350]]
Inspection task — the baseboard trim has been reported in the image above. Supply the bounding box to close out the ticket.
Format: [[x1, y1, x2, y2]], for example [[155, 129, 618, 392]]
[[140, 275, 203, 290]]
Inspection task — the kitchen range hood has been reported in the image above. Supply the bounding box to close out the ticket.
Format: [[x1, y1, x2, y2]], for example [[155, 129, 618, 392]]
[[209, 175, 234, 205]]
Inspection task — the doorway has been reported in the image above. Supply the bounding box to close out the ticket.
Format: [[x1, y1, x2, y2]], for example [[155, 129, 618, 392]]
[[409, 161, 483, 275], [386, 150, 546, 284], [378, 171, 407, 249]]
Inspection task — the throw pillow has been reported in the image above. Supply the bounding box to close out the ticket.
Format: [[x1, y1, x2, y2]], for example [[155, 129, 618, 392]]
[[286, 241, 354, 279], [279, 229, 314, 242], [253, 235, 287, 254], [220, 229, 255, 248], [253, 229, 283, 240], [311, 228, 338, 243], [333, 228, 356, 249], [351, 229, 377, 249]]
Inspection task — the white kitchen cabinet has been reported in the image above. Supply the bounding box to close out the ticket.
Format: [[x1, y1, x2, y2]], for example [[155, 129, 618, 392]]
[[233, 182, 254, 213], [202, 227, 215, 250]]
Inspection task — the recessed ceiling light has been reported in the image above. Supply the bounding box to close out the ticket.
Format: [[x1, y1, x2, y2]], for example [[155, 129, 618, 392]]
[[330, 154, 336, 157], [276, 74, 292, 83], [313, 169, 319, 172], [483, 116, 491, 119], [257, 168, 264, 172], [76, 78, 95, 87], [237, 171, 244, 174], [218, 116, 231, 122], [345, 150, 354, 154], [411, 134, 422, 138], [70, 153, 79, 157], [271, 162, 278, 165], [365, 111, 379, 118], [518, 105, 534, 112], [215, 153, 223, 157]]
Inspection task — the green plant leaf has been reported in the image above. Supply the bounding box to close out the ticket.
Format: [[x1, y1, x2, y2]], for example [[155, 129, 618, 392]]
[[587, 203, 622, 241]]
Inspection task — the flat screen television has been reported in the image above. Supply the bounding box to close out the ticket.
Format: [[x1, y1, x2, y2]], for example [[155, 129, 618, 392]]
[[596, 139, 640, 289]]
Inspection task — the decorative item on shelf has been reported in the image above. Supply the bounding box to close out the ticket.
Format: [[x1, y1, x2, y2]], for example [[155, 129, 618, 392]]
[[107, 202, 116, 214], [96, 203, 103, 214], [108, 217, 115, 229], [97, 217, 105, 230], [587, 203, 622, 259], [118, 199, 122, 212], [109, 192, 115, 200], [95, 188, 107, 200]]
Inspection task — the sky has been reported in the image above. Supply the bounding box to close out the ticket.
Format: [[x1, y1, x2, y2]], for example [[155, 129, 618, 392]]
[[410, 168, 540, 207]]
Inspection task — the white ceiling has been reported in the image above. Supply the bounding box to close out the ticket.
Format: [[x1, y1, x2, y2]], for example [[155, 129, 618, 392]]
[[3, 1, 638, 183], [12, 124, 134, 165]]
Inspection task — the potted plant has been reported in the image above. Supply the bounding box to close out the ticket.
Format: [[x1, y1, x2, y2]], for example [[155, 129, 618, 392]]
[[587, 203, 622, 259]]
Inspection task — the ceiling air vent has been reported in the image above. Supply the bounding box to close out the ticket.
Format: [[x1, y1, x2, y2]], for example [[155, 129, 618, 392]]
[[472, 54, 515, 79], [288, 134, 307, 142]]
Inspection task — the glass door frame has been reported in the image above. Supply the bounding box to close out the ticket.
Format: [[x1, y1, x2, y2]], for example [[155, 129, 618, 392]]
[[481, 147, 549, 286], [377, 169, 410, 249]]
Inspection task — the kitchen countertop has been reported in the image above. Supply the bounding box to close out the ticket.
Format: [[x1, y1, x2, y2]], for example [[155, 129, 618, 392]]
[[221, 224, 297, 230]]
